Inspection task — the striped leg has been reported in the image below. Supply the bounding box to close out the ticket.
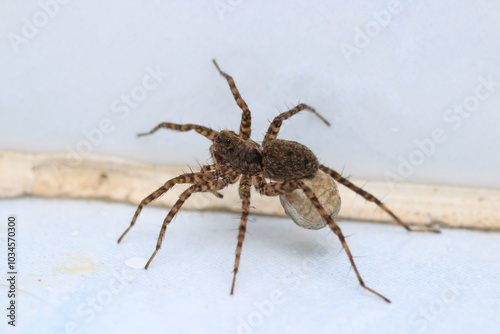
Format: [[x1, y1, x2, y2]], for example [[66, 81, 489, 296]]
[[296, 182, 390, 303], [253, 174, 390, 303], [319, 165, 440, 233], [145, 175, 238, 269], [252, 174, 299, 195], [117, 169, 221, 243], [138, 122, 218, 141], [200, 164, 225, 198], [230, 174, 251, 294], [263, 103, 330, 146], [212, 59, 252, 139]]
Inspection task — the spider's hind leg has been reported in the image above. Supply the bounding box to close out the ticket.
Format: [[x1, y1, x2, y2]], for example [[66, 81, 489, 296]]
[[296, 181, 391, 303], [253, 175, 391, 303], [319, 164, 440, 233], [263, 103, 330, 147]]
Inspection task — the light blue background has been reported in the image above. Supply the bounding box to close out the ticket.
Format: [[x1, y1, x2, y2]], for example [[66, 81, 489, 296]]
[[1, 1, 499, 189]]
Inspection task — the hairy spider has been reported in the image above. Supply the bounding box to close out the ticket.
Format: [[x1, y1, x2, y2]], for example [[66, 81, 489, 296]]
[[117, 60, 440, 303]]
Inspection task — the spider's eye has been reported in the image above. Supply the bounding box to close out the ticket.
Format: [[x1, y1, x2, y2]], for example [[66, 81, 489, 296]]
[[225, 138, 231, 145], [215, 135, 221, 142]]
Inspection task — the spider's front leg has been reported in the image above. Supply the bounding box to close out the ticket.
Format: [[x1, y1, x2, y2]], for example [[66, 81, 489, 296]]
[[118, 165, 225, 243], [145, 168, 241, 269], [138, 122, 219, 141], [230, 174, 251, 294], [253, 174, 391, 303], [319, 165, 441, 233]]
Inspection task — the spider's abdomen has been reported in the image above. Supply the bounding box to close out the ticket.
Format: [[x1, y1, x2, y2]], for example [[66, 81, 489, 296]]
[[262, 139, 319, 181]]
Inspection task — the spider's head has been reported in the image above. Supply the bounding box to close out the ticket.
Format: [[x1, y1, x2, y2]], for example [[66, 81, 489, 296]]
[[213, 130, 238, 159], [212, 130, 263, 174]]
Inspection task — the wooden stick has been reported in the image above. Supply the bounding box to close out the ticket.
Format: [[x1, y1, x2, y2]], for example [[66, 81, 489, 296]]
[[1, 150, 498, 231]]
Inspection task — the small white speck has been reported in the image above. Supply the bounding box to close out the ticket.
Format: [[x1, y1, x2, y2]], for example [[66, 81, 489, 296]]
[[125, 257, 149, 269], [390, 127, 400, 132], [71, 231, 80, 236]]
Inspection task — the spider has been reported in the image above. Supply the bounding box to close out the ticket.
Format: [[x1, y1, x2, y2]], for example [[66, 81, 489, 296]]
[[117, 60, 440, 303]]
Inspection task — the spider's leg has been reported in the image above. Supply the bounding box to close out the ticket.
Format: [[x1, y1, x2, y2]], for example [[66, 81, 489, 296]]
[[138, 122, 218, 141], [200, 164, 218, 172], [319, 164, 441, 233], [262, 103, 330, 147], [253, 175, 390, 303], [117, 168, 220, 243], [145, 174, 238, 269], [296, 181, 390, 303], [210, 191, 224, 199], [212, 59, 252, 139], [252, 174, 298, 195], [200, 164, 225, 198], [230, 174, 251, 295]]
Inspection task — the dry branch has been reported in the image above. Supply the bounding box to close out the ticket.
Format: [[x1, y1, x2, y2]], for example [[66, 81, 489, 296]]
[[1, 150, 498, 231]]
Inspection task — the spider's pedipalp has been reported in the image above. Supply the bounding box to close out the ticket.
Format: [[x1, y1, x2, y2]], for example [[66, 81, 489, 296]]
[[262, 103, 330, 146], [138, 122, 219, 141], [230, 174, 251, 294], [212, 59, 252, 140], [319, 165, 441, 233], [211, 191, 224, 198]]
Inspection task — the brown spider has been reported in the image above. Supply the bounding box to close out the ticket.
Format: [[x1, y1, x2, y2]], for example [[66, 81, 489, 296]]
[[117, 60, 440, 303]]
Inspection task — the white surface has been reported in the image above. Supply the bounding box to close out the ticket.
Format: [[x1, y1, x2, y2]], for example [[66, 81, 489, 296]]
[[1, 1, 500, 189], [1, 2, 499, 332], [0, 198, 499, 333]]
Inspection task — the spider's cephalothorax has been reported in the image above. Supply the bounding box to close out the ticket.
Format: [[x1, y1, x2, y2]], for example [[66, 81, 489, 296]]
[[212, 130, 262, 175], [117, 60, 440, 303]]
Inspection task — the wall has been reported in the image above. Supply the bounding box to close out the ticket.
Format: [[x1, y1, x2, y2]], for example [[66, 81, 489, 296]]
[[1, 1, 499, 189]]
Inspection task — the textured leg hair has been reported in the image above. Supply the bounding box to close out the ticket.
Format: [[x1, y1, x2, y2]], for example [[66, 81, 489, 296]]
[[319, 165, 440, 233], [263, 103, 330, 146], [212, 59, 252, 139], [230, 174, 251, 294], [138, 122, 218, 141]]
